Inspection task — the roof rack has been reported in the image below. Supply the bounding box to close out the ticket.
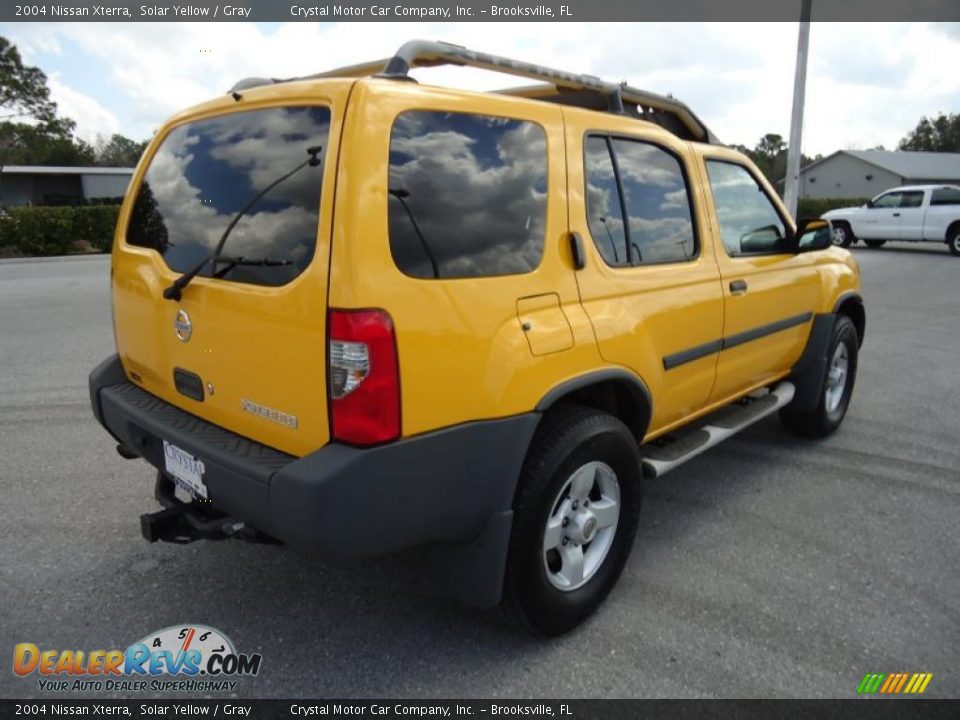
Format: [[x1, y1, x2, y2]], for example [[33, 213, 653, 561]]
[[229, 39, 717, 144]]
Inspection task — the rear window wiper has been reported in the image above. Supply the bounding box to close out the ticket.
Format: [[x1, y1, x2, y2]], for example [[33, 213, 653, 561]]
[[163, 144, 322, 301], [211, 256, 292, 278]]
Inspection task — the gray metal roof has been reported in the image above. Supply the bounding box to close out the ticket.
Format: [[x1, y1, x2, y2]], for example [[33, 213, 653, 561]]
[[840, 150, 960, 179], [0, 165, 135, 175]]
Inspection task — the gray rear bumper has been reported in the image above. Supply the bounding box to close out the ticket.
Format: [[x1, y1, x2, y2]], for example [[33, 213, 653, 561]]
[[89, 354, 538, 607]]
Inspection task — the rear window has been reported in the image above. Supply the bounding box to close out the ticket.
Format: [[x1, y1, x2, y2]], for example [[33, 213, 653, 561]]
[[388, 110, 547, 279], [127, 106, 330, 287], [931, 187, 960, 206]]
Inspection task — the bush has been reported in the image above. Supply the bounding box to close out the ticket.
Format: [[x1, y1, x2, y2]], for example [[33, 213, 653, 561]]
[[797, 197, 869, 220], [0, 205, 121, 256]]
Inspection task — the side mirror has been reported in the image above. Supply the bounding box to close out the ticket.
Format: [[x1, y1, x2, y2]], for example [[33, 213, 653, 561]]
[[739, 225, 784, 254], [796, 217, 833, 252]]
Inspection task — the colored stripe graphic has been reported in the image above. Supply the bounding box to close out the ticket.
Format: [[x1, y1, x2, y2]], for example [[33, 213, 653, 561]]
[[857, 673, 885, 694], [858, 672, 932, 695], [880, 674, 896, 693]]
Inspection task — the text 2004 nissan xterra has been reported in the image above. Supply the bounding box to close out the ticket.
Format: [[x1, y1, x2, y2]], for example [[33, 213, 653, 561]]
[[89, 40, 865, 635]]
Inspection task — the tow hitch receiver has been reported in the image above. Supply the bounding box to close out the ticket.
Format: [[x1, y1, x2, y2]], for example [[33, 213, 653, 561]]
[[140, 472, 277, 544]]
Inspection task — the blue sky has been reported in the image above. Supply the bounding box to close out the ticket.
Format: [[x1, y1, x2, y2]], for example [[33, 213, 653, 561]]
[[2, 22, 958, 155]]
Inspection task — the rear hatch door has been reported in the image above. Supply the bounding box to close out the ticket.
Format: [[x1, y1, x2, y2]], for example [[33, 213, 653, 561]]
[[112, 83, 351, 456]]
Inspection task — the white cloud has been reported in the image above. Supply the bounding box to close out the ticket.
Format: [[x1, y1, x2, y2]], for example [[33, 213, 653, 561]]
[[47, 74, 121, 142]]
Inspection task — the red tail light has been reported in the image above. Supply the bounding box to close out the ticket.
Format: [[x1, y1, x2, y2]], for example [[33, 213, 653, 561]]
[[328, 309, 400, 445]]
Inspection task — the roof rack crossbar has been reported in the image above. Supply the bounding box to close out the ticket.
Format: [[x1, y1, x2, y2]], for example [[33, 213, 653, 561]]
[[227, 39, 715, 143], [378, 40, 710, 142]]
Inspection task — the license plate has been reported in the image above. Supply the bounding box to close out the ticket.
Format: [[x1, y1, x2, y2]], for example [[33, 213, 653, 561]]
[[162, 440, 208, 499]]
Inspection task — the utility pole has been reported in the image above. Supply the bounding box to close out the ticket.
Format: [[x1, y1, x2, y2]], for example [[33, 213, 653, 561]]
[[784, 0, 812, 219]]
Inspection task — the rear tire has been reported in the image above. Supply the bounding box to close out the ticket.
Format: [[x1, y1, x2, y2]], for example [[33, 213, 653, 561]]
[[832, 222, 854, 248], [780, 315, 858, 438], [948, 227, 960, 256], [863, 239, 886, 248], [500, 406, 642, 636]]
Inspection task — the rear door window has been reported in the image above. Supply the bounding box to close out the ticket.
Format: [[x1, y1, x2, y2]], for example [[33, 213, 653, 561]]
[[584, 135, 696, 266], [388, 110, 547, 279], [584, 136, 628, 265], [127, 106, 330, 287]]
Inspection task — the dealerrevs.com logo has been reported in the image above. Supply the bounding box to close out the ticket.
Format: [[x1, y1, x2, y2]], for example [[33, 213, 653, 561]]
[[13, 624, 262, 693]]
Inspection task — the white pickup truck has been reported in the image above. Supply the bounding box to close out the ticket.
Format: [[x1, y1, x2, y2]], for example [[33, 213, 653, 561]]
[[823, 184, 960, 255]]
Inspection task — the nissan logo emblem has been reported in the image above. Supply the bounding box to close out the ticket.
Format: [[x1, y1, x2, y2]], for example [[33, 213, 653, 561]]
[[174, 309, 192, 342]]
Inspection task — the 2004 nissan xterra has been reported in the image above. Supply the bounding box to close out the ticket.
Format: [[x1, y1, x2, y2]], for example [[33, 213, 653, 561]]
[[89, 40, 865, 635]]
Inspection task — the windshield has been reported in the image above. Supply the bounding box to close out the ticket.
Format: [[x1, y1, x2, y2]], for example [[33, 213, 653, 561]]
[[126, 106, 331, 287]]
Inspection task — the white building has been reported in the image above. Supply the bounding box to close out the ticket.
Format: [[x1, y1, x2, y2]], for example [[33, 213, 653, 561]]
[[0, 165, 134, 207], [796, 150, 960, 200]]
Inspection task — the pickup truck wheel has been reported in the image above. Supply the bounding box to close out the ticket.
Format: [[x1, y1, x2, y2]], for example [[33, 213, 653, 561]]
[[832, 222, 854, 248], [780, 315, 858, 438], [500, 406, 642, 636], [948, 228, 960, 256], [863, 239, 886, 248]]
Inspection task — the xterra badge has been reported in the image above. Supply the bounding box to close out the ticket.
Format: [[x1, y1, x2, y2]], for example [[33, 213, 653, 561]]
[[241, 398, 298, 429]]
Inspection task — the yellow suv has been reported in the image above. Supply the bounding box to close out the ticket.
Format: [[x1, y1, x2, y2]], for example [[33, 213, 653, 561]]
[[89, 40, 865, 635]]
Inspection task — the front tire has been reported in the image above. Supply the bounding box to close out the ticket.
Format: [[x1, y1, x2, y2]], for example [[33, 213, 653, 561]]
[[500, 406, 642, 636], [832, 222, 854, 248], [948, 227, 960, 256], [780, 315, 858, 438], [863, 239, 886, 248]]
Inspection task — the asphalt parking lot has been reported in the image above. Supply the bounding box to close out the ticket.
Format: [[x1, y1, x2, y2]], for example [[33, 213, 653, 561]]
[[1, 243, 957, 699]]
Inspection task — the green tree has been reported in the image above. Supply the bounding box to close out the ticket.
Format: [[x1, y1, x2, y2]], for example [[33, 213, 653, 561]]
[[0, 35, 98, 208], [93, 133, 148, 167], [899, 113, 960, 152], [0, 36, 57, 125], [0, 120, 94, 166], [756, 133, 787, 161], [731, 136, 821, 192], [732, 134, 788, 186]]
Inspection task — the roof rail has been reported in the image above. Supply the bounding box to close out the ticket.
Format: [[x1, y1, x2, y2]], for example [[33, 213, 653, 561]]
[[228, 39, 716, 144]]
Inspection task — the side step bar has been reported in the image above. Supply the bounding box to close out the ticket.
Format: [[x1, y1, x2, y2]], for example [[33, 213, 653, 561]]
[[641, 382, 795, 478]]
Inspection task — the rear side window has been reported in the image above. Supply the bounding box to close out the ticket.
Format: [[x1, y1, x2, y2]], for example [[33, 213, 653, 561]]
[[584, 135, 696, 266], [127, 106, 330, 287], [931, 187, 960, 205], [388, 110, 547, 279]]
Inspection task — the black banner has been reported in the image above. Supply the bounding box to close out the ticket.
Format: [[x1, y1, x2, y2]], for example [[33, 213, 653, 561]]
[[3, 0, 960, 22], [1, 700, 960, 720]]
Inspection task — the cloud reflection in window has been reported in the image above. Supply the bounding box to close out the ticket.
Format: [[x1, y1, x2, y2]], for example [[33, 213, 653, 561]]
[[585, 135, 695, 266], [127, 106, 330, 287], [705, 161, 786, 256], [388, 110, 547, 279]]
